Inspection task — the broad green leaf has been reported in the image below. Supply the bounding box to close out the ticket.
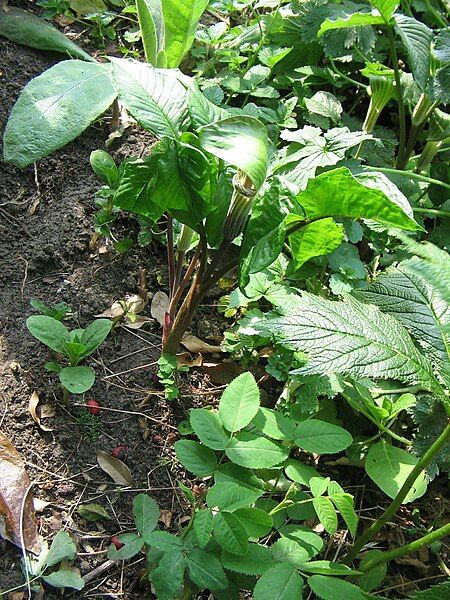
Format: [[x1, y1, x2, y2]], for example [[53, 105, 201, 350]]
[[365, 441, 427, 503], [3, 61, 116, 168], [199, 116, 268, 189], [239, 221, 286, 288], [145, 531, 182, 552], [207, 482, 263, 512], [295, 561, 356, 576], [90, 150, 118, 187], [70, 0, 107, 14], [226, 432, 289, 469], [213, 511, 248, 555], [292, 168, 420, 231], [288, 217, 343, 269], [0, 6, 93, 61], [308, 574, 372, 600], [193, 509, 214, 548], [151, 549, 184, 600], [215, 463, 266, 492], [433, 29, 450, 62], [277, 129, 371, 192], [253, 563, 303, 600], [79, 319, 112, 357], [113, 156, 160, 220], [370, 0, 399, 21], [233, 508, 273, 538], [110, 58, 188, 139], [175, 440, 217, 476], [272, 537, 311, 565], [46, 531, 76, 567], [284, 460, 320, 486], [318, 11, 384, 37], [432, 64, 450, 104], [59, 366, 95, 394], [133, 494, 159, 543], [278, 525, 324, 559], [190, 408, 231, 450], [43, 570, 85, 590], [222, 543, 275, 575], [253, 408, 296, 441], [163, 0, 210, 68], [295, 420, 353, 454], [136, 0, 160, 65], [309, 477, 330, 497], [185, 549, 228, 590], [219, 372, 260, 433], [187, 82, 229, 129], [394, 15, 433, 91], [107, 533, 144, 559], [312, 497, 338, 535], [330, 493, 358, 537], [260, 293, 440, 393], [26, 316, 70, 353], [354, 262, 449, 367]]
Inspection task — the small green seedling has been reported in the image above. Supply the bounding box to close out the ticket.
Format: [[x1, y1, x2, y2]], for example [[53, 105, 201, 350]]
[[157, 353, 189, 400], [31, 299, 73, 321], [26, 315, 112, 396]]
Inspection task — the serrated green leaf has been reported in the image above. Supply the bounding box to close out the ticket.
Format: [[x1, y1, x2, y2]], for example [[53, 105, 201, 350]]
[[295, 420, 353, 455], [261, 293, 440, 393], [207, 482, 263, 512], [193, 509, 214, 548], [43, 570, 85, 590], [186, 549, 228, 590], [215, 463, 266, 492], [107, 533, 144, 560], [254, 563, 303, 600], [190, 408, 231, 450], [4, 61, 116, 168], [199, 116, 268, 189], [318, 11, 384, 37], [213, 511, 249, 555], [278, 525, 324, 559], [370, 0, 399, 21], [272, 537, 311, 565], [330, 493, 358, 537], [252, 408, 296, 441], [433, 65, 450, 104], [46, 531, 77, 567], [133, 494, 159, 543], [175, 440, 217, 476], [308, 574, 372, 599], [233, 508, 274, 538], [296, 561, 357, 576], [0, 6, 93, 61], [151, 549, 185, 600], [226, 432, 289, 469], [219, 372, 260, 433], [312, 497, 338, 534], [410, 581, 450, 599], [110, 58, 188, 139], [222, 543, 275, 575], [365, 441, 427, 503], [284, 460, 320, 486], [145, 531, 182, 552], [309, 477, 330, 497], [394, 14, 433, 91]]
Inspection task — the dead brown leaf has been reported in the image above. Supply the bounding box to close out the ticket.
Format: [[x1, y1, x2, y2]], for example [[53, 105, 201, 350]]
[[96, 450, 133, 486], [202, 361, 243, 384], [159, 509, 173, 528], [181, 334, 222, 354], [151, 291, 170, 326], [176, 352, 203, 368], [28, 391, 54, 432], [0, 432, 40, 553]]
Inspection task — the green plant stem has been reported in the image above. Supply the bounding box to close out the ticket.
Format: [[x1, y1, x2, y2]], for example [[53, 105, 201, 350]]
[[330, 59, 366, 89], [413, 207, 450, 218], [361, 167, 450, 192], [343, 420, 450, 565], [423, 0, 447, 27], [360, 522, 450, 572], [387, 26, 406, 170]]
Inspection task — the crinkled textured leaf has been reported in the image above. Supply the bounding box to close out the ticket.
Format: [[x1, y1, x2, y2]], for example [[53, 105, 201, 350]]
[[199, 116, 268, 189], [187, 82, 229, 128], [185, 549, 228, 590], [222, 543, 275, 575], [258, 293, 439, 392], [394, 14, 433, 91], [226, 432, 289, 468], [213, 511, 248, 555], [3, 61, 116, 167], [0, 6, 93, 61], [354, 261, 449, 367], [412, 396, 450, 479], [432, 65, 450, 104], [365, 441, 427, 502], [411, 581, 450, 599], [253, 563, 303, 600], [110, 58, 188, 138]]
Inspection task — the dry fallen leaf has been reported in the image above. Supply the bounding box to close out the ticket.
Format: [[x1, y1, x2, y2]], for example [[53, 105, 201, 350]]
[[33, 498, 51, 513], [159, 509, 173, 528], [202, 361, 244, 384], [96, 450, 133, 486], [28, 392, 54, 432], [0, 432, 41, 553], [151, 291, 170, 326], [181, 334, 223, 354], [176, 352, 203, 368]]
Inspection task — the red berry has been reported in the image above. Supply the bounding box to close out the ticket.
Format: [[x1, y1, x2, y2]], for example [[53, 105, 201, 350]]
[[86, 399, 100, 416], [112, 445, 128, 461], [111, 535, 124, 550]]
